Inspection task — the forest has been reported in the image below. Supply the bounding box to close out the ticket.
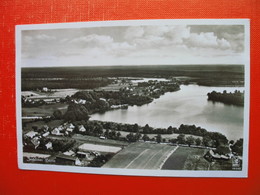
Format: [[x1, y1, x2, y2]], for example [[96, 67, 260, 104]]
[[207, 90, 244, 106], [22, 65, 244, 90]]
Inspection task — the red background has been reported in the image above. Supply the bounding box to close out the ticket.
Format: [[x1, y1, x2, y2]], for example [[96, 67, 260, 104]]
[[0, 0, 259, 194]]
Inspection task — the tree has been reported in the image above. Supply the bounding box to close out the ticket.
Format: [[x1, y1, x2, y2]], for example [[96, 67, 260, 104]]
[[215, 145, 231, 155], [186, 136, 195, 146], [93, 123, 103, 136], [126, 133, 135, 142], [53, 110, 63, 119], [231, 138, 243, 156], [177, 134, 186, 144], [32, 126, 38, 131], [195, 138, 201, 146], [133, 123, 139, 133], [167, 126, 173, 134], [156, 134, 162, 143], [104, 129, 110, 138], [229, 140, 235, 145], [116, 132, 121, 139], [63, 104, 90, 122], [170, 138, 177, 144], [109, 130, 117, 139], [143, 124, 150, 133], [202, 136, 211, 147], [142, 134, 150, 141]]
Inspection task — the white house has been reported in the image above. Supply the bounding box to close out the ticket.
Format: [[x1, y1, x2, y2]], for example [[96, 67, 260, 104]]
[[78, 99, 86, 104], [42, 87, 48, 92], [63, 150, 75, 156], [67, 123, 75, 129], [66, 128, 74, 133], [42, 132, 50, 137], [51, 128, 63, 136], [45, 142, 52, 150], [31, 137, 40, 149], [25, 131, 38, 139], [78, 125, 86, 132], [75, 158, 82, 166]]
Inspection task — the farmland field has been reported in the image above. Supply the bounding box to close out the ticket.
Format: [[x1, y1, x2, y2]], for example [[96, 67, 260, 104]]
[[22, 103, 68, 117], [161, 147, 209, 170], [78, 143, 122, 153], [22, 89, 80, 98], [72, 134, 129, 147], [102, 142, 176, 169]]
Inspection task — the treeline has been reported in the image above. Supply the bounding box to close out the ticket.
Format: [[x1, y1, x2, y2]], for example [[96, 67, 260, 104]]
[[22, 65, 244, 88], [22, 65, 244, 79], [72, 90, 153, 107], [207, 90, 244, 106], [63, 90, 153, 118], [73, 120, 229, 148], [63, 104, 90, 121], [22, 78, 112, 90], [230, 138, 243, 156]]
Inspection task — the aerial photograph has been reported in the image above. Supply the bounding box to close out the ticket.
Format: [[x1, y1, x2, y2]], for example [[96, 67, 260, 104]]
[[18, 20, 248, 175]]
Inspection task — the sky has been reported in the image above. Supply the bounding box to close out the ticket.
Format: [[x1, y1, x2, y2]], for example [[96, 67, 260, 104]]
[[21, 24, 246, 67]]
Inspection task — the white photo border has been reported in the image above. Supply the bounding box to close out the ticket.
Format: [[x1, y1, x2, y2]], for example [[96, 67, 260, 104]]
[[16, 19, 250, 177]]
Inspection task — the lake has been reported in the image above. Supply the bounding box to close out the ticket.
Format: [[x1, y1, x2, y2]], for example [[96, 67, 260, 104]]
[[91, 84, 244, 140]]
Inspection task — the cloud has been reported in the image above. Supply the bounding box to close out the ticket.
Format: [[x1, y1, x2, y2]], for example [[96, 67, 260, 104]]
[[35, 34, 56, 41], [124, 25, 191, 48], [184, 32, 231, 50], [23, 34, 56, 44], [124, 26, 144, 40], [70, 34, 114, 46], [21, 24, 245, 67], [222, 32, 244, 52]]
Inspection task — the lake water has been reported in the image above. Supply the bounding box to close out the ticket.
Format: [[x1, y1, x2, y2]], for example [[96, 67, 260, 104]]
[[91, 84, 245, 140]]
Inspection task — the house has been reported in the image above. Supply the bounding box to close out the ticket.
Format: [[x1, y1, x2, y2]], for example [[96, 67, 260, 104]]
[[78, 99, 86, 104], [78, 125, 86, 132], [42, 87, 48, 92], [51, 128, 63, 136], [57, 125, 64, 131], [73, 99, 86, 104], [31, 137, 40, 149], [42, 132, 50, 137], [56, 154, 81, 166], [77, 151, 88, 158], [204, 149, 230, 162], [45, 142, 52, 150], [67, 123, 75, 129], [66, 128, 74, 133], [99, 98, 107, 101], [63, 150, 75, 156], [25, 131, 38, 139], [42, 125, 49, 132], [111, 105, 121, 109]]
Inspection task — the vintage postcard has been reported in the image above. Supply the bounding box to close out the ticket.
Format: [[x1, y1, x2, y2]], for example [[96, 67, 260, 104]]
[[16, 19, 250, 177]]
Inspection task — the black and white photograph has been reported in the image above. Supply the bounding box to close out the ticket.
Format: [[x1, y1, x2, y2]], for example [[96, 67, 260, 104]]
[[16, 19, 250, 177]]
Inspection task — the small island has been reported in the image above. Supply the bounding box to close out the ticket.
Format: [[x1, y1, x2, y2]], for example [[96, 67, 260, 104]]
[[207, 90, 244, 106]]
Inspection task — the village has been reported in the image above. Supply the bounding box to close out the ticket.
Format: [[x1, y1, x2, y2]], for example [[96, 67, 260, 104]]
[[22, 118, 243, 170], [21, 76, 243, 170]]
